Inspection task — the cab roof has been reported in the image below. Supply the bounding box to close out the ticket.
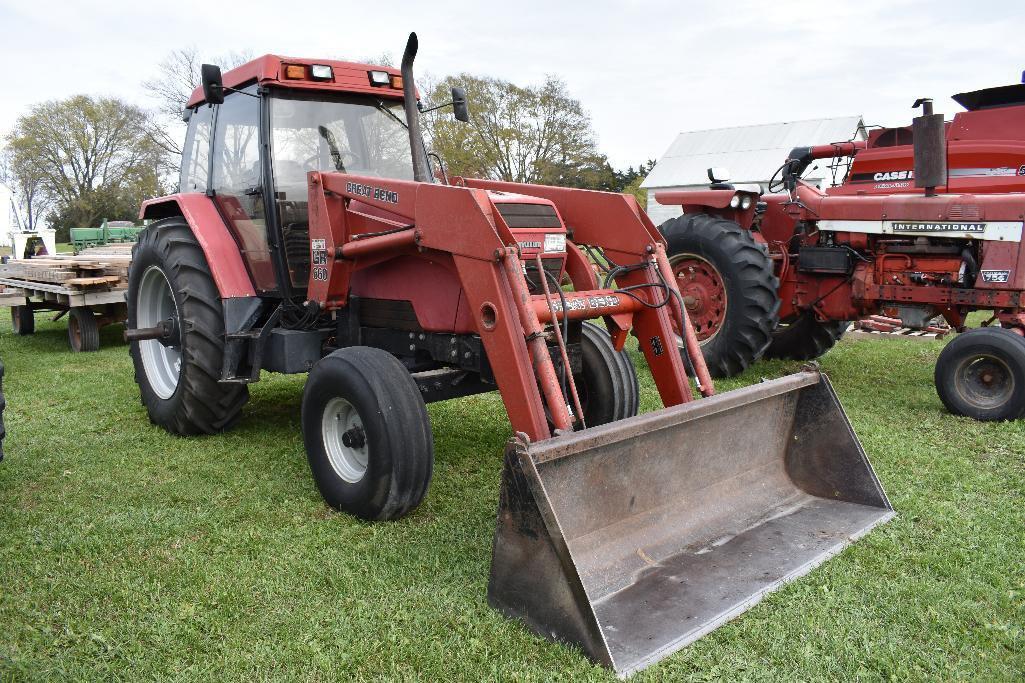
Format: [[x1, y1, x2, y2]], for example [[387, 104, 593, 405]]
[[952, 83, 1025, 111], [186, 54, 406, 108]]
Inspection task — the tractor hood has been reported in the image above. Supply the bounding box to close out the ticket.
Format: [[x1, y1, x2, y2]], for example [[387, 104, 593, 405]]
[[487, 192, 568, 259]]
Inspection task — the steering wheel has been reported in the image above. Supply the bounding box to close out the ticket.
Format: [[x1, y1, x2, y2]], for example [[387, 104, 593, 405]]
[[303, 151, 360, 172]]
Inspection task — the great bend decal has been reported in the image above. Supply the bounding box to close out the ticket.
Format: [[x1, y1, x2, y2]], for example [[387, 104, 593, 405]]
[[345, 181, 399, 204]]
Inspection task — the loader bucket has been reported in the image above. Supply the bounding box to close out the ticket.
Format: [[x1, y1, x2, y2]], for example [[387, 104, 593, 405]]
[[488, 370, 893, 677]]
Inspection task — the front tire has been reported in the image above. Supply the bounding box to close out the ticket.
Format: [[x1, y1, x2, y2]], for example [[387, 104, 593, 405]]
[[127, 217, 248, 435], [764, 313, 848, 361], [935, 327, 1025, 421], [575, 322, 639, 427], [660, 213, 779, 378], [302, 346, 434, 521]]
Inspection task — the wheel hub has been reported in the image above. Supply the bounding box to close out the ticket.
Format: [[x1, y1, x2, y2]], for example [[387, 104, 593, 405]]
[[669, 254, 727, 343], [322, 397, 369, 483], [136, 266, 182, 400], [955, 354, 1014, 410], [341, 425, 366, 449]]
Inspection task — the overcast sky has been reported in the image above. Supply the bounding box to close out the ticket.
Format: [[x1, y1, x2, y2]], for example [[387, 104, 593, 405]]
[[1, 0, 1022, 169]]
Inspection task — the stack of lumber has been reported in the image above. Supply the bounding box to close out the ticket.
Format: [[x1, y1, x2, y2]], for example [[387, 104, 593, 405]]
[[0, 245, 132, 292]]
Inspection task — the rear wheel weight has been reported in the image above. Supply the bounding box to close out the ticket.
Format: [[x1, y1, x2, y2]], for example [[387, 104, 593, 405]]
[[302, 346, 434, 521], [127, 217, 249, 435], [934, 327, 1025, 421], [67, 307, 100, 352], [660, 213, 779, 378], [11, 306, 34, 335]]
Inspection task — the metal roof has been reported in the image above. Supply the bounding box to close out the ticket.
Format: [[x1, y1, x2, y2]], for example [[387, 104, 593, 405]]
[[641, 116, 865, 189]]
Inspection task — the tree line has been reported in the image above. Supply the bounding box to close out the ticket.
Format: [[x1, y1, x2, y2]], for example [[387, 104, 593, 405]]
[[1, 51, 654, 241]]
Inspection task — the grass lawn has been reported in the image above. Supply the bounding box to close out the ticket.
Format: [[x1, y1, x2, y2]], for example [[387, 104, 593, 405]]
[[0, 315, 1022, 680]]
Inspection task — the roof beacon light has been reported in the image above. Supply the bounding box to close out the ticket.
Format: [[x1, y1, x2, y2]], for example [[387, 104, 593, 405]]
[[284, 64, 306, 80], [311, 64, 333, 81], [368, 70, 390, 87]]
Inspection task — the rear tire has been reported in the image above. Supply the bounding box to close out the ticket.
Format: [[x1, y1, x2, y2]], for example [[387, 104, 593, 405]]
[[128, 217, 249, 435], [302, 346, 434, 521], [67, 307, 100, 352], [660, 213, 779, 378], [575, 322, 640, 427], [764, 313, 848, 361], [11, 306, 34, 335], [935, 327, 1025, 421]]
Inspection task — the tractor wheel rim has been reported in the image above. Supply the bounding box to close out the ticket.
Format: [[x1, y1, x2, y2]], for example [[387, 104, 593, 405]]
[[954, 354, 1014, 410], [322, 397, 369, 484], [137, 266, 181, 400], [669, 253, 727, 344]]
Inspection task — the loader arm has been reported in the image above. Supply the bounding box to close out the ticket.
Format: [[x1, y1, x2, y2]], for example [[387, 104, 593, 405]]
[[307, 172, 710, 441]]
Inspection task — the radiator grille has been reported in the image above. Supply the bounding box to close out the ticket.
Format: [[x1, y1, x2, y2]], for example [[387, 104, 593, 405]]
[[949, 204, 982, 220], [496, 203, 561, 228]]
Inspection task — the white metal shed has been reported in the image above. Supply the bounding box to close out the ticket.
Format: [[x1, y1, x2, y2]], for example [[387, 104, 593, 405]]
[[641, 116, 866, 226]]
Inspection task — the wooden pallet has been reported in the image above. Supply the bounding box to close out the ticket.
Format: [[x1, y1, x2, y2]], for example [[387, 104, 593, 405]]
[[848, 324, 950, 341]]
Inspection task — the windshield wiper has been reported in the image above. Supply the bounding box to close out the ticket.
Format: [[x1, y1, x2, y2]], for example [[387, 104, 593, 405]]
[[375, 100, 408, 129]]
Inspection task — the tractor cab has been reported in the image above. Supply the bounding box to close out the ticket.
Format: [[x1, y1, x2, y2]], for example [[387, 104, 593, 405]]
[[178, 57, 427, 297]]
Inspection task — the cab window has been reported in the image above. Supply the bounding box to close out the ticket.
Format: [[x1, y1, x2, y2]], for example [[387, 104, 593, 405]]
[[180, 106, 212, 192], [210, 86, 277, 292]]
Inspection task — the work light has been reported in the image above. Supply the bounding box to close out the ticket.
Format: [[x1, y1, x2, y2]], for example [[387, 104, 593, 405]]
[[311, 65, 333, 81]]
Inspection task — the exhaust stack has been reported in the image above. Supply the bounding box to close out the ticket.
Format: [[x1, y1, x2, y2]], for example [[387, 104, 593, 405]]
[[400, 32, 433, 183], [912, 97, 947, 196]]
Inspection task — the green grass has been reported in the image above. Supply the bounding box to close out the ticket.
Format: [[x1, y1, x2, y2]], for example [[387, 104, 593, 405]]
[[0, 316, 1022, 681]]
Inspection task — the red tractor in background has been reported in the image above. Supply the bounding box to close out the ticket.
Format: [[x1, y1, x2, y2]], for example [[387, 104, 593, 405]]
[[121, 33, 892, 675], [659, 78, 1025, 420]]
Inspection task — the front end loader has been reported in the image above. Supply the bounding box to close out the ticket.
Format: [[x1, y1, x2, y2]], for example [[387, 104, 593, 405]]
[[126, 33, 892, 675]]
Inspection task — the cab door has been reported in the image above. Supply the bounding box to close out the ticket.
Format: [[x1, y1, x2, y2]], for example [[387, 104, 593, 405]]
[[209, 86, 277, 293]]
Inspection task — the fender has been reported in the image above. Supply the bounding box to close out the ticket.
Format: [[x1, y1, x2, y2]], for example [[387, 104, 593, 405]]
[[139, 194, 257, 298], [654, 188, 760, 230]]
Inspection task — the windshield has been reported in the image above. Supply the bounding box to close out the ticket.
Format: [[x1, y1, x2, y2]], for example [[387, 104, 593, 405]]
[[270, 92, 415, 202]]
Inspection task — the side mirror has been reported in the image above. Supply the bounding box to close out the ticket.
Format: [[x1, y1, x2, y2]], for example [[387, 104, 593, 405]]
[[201, 64, 225, 105], [707, 167, 730, 183], [451, 86, 469, 122]]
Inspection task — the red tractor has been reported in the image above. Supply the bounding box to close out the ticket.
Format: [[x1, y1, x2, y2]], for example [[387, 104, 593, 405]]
[[659, 79, 1025, 420], [124, 34, 892, 675]]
